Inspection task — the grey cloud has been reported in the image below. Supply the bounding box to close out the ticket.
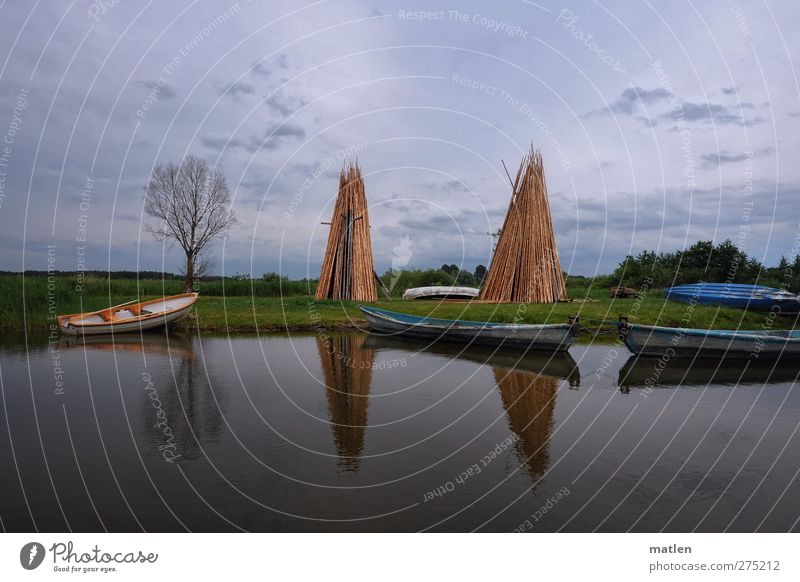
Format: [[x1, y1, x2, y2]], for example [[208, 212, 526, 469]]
[[700, 147, 773, 168], [721, 86, 737, 95], [134, 79, 176, 99], [662, 102, 768, 126], [201, 123, 306, 153], [586, 87, 767, 127], [221, 81, 256, 98], [264, 92, 306, 117], [585, 87, 670, 117], [251, 53, 289, 79]]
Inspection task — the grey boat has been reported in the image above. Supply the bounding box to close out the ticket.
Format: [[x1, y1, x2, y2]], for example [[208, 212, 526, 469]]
[[618, 320, 800, 359], [360, 306, 579, 352]]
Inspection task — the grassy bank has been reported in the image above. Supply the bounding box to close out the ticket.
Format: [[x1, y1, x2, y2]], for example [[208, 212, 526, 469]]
[[2, 274, 791, 333]]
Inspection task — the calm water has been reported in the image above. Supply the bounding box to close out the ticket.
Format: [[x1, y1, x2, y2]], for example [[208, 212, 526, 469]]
[[1, 331, 799, 532]]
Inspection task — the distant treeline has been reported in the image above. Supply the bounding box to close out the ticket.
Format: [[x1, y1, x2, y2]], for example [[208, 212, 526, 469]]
[[612, 240, 800, 291], [378, 264, 488, 296]]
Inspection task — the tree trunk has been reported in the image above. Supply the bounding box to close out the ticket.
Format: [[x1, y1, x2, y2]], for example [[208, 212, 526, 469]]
[[184, 252, 194, 293]]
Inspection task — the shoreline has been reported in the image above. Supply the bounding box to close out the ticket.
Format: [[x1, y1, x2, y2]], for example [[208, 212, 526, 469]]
[[3, 293, 796, 335]]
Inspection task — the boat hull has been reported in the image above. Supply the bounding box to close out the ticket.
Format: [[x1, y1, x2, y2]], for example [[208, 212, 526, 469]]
[[619, 322, 800, 359], [58, 293, 198, 336], [361, 306, 577, 352], [664, 283, 800, 313], [402, 286, 480, 301]]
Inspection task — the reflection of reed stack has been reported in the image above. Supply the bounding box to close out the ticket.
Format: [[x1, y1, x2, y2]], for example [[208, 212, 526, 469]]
[[316, 335, 374, 471], [493, 368, 558, 478], [481, 147, 566, 303], [315, 162, 377, 302]]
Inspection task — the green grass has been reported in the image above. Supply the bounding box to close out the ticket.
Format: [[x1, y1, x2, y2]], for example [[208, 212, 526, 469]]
[[2, 274, 793, 333]]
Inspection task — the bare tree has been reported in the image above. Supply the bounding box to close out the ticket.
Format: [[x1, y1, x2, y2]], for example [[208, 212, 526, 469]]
[[144, 156, 237, 292]]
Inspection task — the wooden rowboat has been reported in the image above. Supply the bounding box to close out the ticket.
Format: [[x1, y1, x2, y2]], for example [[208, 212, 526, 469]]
[[360, 306, 579, 352], [617, 320, 800, 359], [57, 293, 198, 336]]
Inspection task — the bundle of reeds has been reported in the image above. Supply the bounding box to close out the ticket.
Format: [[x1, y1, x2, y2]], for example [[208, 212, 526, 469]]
[[315, 161, 377, 302], [480, 147, 566, 303]]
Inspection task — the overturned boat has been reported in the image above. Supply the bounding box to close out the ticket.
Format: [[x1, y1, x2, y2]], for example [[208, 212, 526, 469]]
[[57, 293, 198, 336], [617, 320, 800, 359], [664, 283, 800, 313], [402, 286, 480, 301], [360, 306, 578, 352]]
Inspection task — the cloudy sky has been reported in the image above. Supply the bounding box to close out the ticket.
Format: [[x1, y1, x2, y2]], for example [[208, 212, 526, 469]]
[[0, 0, 798, 279]]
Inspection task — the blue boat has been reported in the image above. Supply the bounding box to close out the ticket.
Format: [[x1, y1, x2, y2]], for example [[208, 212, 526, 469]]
[[664, 283, 800, 313]]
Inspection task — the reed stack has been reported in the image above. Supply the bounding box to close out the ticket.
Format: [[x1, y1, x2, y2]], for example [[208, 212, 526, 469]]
[[480, 147, 566, 303], [315, 161, 377, 302]]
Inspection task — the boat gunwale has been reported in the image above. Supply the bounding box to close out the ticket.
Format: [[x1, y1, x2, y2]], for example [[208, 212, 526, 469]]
[[625, 322, 800, 344], [58, 293, 199, 329]]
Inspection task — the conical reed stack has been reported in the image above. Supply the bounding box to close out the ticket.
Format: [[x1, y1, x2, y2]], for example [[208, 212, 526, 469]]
[[480, 146, 566, 303], [315, 161, 377, 302]]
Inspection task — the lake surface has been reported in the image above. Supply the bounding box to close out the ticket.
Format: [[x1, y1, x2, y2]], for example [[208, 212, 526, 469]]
[[1, 331, 799, 532]]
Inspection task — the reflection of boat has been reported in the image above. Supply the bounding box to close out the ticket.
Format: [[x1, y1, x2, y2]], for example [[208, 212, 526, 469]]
[[59, 331, 195, 358], [316, 335, 374, 472], [618, 321, 800, 359], [402, 286, 480, 301], [361, 306, 578, 352], [57, 293, 198, 336], [494, 367, 558, 479], [363, 333, 580, 385], [665, 283, 800, 313], [619, 354, 800, 389]]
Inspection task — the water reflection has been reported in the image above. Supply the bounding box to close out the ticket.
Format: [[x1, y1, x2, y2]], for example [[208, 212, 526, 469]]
[[61, 332, 224, 461], [619, 354, 800, 391], [362, 334, 575, 481], [362, 334, 580, 386], [493, 367, 558, 479], [316, 334, 375, 471]]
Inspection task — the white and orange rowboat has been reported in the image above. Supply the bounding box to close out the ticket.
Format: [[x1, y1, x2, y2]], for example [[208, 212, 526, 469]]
[[57, 293, 198, 336]]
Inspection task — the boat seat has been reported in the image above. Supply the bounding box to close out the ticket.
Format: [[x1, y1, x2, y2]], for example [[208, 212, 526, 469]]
[[128, 304, 143, 316], [99, 309, 116, 322]]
